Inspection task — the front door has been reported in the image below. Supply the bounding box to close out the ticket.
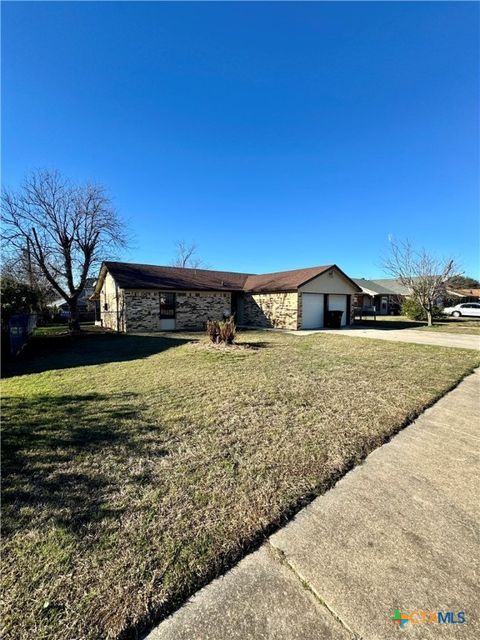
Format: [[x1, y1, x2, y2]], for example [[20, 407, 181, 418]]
[[159, 292, 176, 330]]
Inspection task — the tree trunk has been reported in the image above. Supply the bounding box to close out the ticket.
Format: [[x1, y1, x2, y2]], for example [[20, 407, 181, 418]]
[[68, 300, 81, 334], [426, 309, 433, 327]]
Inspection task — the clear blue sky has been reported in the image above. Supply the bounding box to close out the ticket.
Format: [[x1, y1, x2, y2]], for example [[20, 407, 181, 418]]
[[2, 1, 479, 278]]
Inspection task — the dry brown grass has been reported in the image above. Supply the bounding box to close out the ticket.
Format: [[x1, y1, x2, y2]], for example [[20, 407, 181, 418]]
[[2, 329, 478, 639], [357, 316, 480, 335], [422, 319, 480, 335]]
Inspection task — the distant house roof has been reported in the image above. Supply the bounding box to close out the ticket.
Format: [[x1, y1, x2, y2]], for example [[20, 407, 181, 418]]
[[354, 277, 467, 297], [50, 278, 98, 308], [370, 278, 411, 295], [95, 262, 360, 295], [51, 297, 88, 309], [447, 287, 480, 298], [352, 278, 400, 296]]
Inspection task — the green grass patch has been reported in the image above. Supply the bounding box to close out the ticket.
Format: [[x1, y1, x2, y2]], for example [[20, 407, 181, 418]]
[[32, 323, 99, 337], [2, 329, 479, 639]]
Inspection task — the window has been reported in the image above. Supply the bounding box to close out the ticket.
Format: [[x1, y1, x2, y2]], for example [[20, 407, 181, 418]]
[[160, 292, 176, 318]]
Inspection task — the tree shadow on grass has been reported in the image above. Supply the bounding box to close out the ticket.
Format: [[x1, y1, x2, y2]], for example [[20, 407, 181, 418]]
[[2, 332, 195, 377], [354, 319, 425, 330], [1, 392, 168, 538]]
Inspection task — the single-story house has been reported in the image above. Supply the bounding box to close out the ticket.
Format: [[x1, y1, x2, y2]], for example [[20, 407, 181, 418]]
[[93, 261, 362, 332], [354, 278, 480, 314], [352, 278, 405, 315]]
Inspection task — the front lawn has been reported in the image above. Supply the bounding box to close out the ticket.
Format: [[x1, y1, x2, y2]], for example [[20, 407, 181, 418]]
[[356, 315, 480, 335], [422, 319, 480, 335], [2, 330, 479, 639]]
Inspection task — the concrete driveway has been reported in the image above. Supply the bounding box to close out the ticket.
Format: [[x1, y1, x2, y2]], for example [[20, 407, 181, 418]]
[[294, 326, 480, 350]]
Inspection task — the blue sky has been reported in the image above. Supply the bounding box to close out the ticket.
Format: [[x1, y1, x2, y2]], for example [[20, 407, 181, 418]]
[[2, 1, 479, 278]]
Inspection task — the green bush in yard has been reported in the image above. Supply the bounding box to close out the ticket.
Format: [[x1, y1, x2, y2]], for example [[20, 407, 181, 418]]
[[401, 298, 442, 321]]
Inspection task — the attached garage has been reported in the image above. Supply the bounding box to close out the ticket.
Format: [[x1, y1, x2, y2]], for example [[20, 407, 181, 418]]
[[299, 267, 359, 329], [302, 293, 324, 329]]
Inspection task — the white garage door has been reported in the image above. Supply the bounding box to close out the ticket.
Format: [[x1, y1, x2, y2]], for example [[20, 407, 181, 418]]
[[302, 293, 324, 329], [328, 294, 347, 326]]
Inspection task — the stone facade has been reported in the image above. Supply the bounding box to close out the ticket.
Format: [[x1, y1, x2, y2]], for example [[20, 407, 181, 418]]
[[176, 291, 231, 330], [124, 290, 161, 332], [297, 292, 303, 329], [242, 292, 299, 330], [101, 287, 232, 332]]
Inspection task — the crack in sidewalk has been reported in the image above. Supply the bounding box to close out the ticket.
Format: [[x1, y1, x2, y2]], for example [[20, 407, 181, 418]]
[[266, 541, 364, 640]]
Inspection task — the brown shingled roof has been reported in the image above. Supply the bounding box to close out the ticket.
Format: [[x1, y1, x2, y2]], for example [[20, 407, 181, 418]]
[[102, 262, 250, 291], [244, 265, 332, 292], [96, 261, 360, 294]]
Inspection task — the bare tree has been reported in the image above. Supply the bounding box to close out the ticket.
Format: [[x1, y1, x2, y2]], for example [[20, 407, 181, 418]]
[[383, 239, 459, 326], [1, 169, 126, 331], [171, 240, 206, 269]]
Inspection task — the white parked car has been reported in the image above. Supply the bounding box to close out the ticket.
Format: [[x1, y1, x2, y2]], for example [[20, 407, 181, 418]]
[[442, 302, 480, 318]]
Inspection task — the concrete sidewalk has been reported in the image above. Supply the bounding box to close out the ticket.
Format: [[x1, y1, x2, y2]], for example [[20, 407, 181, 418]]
[[147, 370, 480, 640], [293, 327, 480, 350]]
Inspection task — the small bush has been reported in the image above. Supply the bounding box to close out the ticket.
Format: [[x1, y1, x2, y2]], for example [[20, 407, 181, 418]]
[[218, 316, 236, 344], [206, 317, 236, 344], [401, 298, 442, 321], [206, 319, 220, 343]]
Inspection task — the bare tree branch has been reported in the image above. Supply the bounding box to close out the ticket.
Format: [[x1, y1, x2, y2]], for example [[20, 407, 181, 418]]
[[382, 239, 460, 326], [1, 169, 127, 331], [171, 240, 207, 269]]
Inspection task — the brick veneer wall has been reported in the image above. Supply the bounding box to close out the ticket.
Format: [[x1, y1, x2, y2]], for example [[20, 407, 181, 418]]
[[101, 279, 300, 333], [118, 289, 231, 332], [124, 290, 160, 331], [176, 291, 231, 330], [242, 292, 299, 330]]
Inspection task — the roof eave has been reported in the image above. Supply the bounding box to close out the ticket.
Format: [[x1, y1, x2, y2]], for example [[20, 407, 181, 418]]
[[245, 287, 297, 294], [94, 263, 109, 295]]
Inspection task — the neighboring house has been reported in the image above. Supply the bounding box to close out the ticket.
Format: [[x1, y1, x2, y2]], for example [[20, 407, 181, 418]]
[[445, 288, 480, 304], [353, 277, 476, 314], [51, 277, 98, 316], [352, 278, 404, 315], [93, 261, 361, 332]]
